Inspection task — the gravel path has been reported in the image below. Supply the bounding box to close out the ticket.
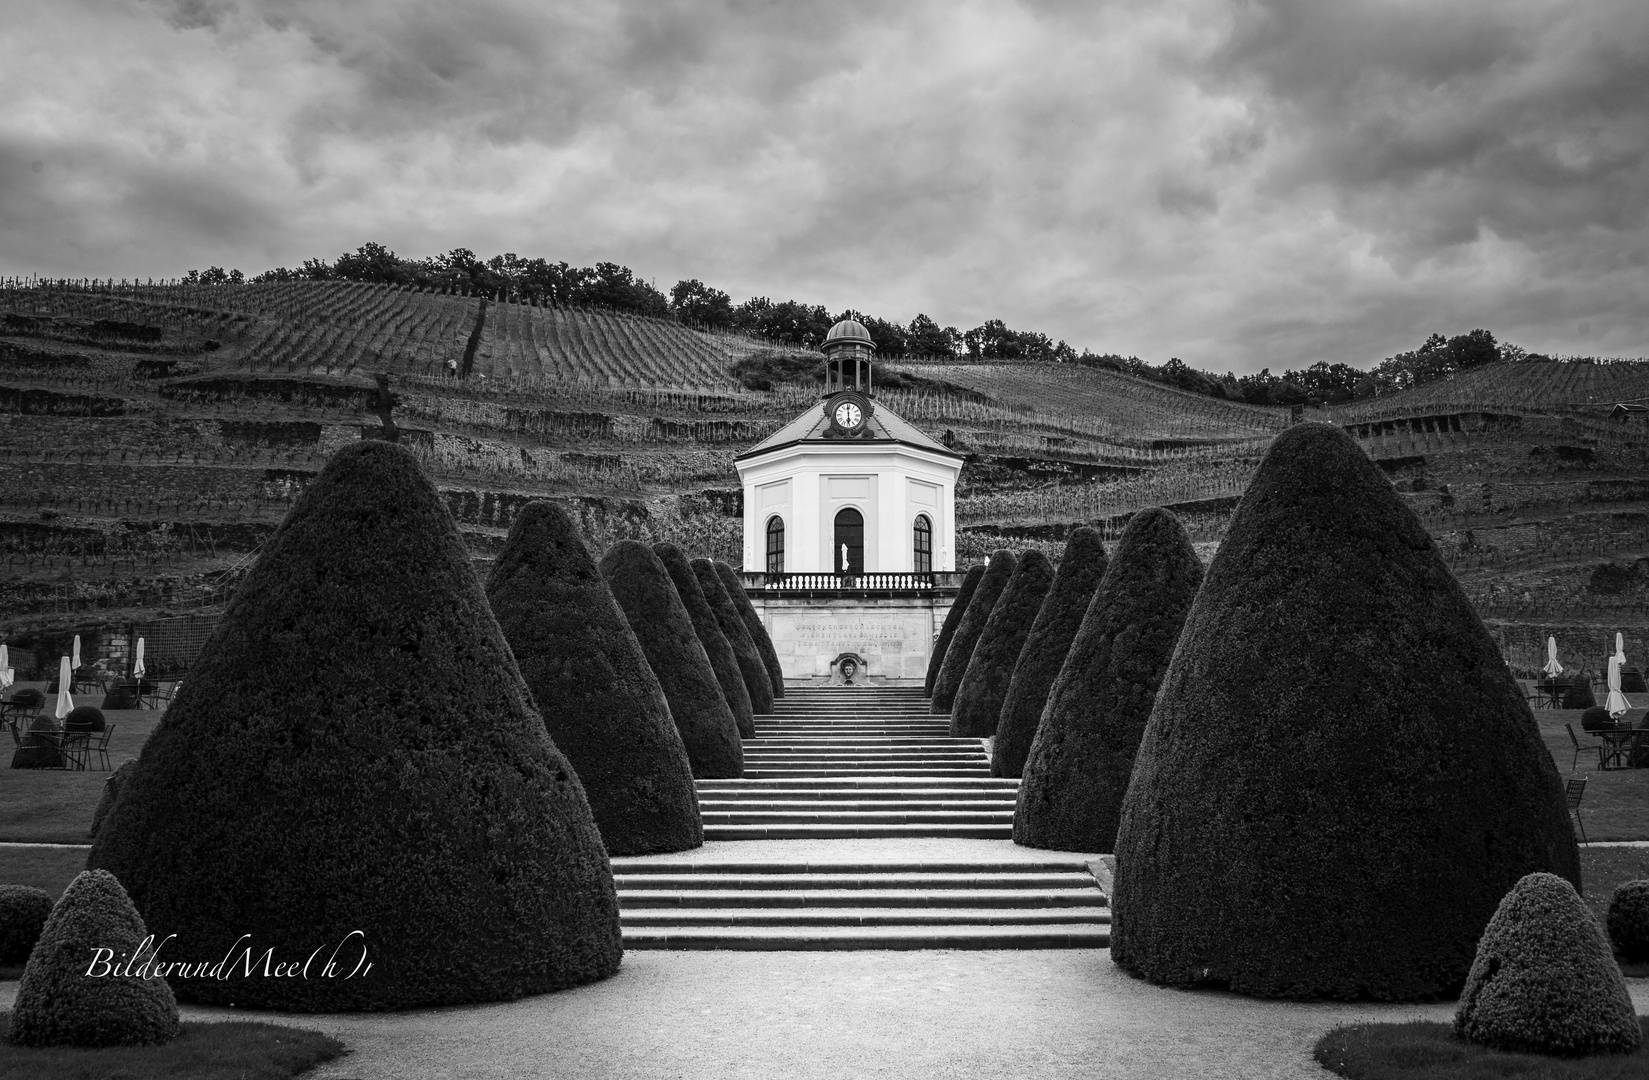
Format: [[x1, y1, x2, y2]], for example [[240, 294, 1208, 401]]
[[9, 952, 1643, 1079]]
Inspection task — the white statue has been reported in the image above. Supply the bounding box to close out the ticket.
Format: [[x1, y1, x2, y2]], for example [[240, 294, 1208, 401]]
[[841, 542, 849, 571]]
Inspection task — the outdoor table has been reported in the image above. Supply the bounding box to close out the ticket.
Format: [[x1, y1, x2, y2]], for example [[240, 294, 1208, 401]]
[[1593, 728, 1643, 770], [1533, 681, 1566, 709]]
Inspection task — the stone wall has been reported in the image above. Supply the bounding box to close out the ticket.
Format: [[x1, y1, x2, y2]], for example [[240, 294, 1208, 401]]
[[750, 594, 957, 683]]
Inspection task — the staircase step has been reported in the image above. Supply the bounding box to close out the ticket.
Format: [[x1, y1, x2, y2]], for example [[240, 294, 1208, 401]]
[[615, 871, 1096, 890], [617, 887, 1100, 908], [695, 778, 1017, 790], [620, 907, 1110, 927], [702, 823, 1011, 839], [620, 925, 1110, 950], [608, 860, 1092, 874]]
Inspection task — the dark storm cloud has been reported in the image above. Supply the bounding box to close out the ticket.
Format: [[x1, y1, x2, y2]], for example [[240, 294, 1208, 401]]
[[1, 0, 1645, 369]]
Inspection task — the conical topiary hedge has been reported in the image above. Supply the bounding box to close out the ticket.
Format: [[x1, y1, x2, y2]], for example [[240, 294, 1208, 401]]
[[8, 869, 178, 1047], [1455, 872, 1640, 1056], [1015, 509, 1202, 851], [654, 543, 755, 738], [932, 552, 1015, 714], [950, 552, 1055, 738], [487, 502, 702, 856], [926, 564, 985, 696], [993, 528, 1109, 779], [693, 558, 774, 715], [601, 541, 744, 778], [88, 758, 137, 839], [714, 561, 784, 699], [1609, 879, 1649, 962], [0, 885, 53, 966], [1111, 423, 1579, 1001], [87, 440, 622, 1011]]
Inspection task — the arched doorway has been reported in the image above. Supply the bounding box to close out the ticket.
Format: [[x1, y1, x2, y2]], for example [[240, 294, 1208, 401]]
[[833, 508, 864, 575]]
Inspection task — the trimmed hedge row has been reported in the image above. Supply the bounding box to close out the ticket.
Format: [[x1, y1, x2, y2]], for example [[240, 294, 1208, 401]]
[[993, 527, 1109, 779], [694, 558, 774, 715], [1111, 423, 1579, 1001], [950, 552, 1054, 738], [926, 564, 985, 696], [87, 441, 622, 1011], [601, 541, 744, 779], [1015, 509, 1202, 852], [654, 543, 754, 738], [487, 502, 702, 856], [714, 561, 784, 698], [931, 552, 1015, 714]]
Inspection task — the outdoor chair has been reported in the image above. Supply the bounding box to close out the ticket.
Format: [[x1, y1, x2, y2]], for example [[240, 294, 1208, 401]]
[[86, 724, 114, 771], [1565, 722, 1601, 770], [57, 730, 91, 772], [1566, 776, 1588, 845]]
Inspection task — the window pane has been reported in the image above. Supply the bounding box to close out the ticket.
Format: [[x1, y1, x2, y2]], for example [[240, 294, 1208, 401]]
[[766, 517, 784, 575]]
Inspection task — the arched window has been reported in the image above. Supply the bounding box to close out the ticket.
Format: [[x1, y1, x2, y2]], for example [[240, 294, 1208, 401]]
[[833, 508, 864, 575], [913, 514, 933, 574], [765, 516, 785, 575]]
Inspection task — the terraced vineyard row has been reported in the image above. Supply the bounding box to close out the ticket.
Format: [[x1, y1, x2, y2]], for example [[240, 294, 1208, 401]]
[[887, 361, 1290, 443], [1326, 360, 1649, 422]]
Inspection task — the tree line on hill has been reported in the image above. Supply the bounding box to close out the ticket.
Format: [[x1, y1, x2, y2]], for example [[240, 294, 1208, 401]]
[[194, 242, 1549, 407]]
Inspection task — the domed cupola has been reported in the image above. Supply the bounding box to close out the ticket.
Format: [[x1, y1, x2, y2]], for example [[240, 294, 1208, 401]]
[[822, 318, 875, 398]]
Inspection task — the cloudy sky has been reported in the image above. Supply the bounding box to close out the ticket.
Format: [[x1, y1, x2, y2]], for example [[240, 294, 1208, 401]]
[[2, 0, 1645, 372]]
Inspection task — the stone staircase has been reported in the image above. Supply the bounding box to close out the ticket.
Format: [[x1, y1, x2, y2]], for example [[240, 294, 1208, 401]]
[[615, 684, 1111, 950]]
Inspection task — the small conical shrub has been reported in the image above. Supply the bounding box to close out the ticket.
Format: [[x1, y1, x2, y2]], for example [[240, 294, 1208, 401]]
[[0, 885, 53, 965], [994, 528, 1109, 778], [1111, 423, 1579, 1000], [694, 559, 774, 715], [8, 870, 179, 1047], [487, 502, 702, 856], [88, 441, 622, 1010], [88, 758, 137, 839], [950, 552, 1054, 737], [1016, 509, 1202, 852], [601, 541, 744, 778], [926, 564, 985, 695], [932, 552, 1015, 714], [1456, 873, 1640, 1056], [714, 561, 784, 698], [654, 543, 755, 738], [1608, 879, 1649, 962]]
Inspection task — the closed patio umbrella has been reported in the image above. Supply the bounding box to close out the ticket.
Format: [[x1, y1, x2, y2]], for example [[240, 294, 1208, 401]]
[[133, 637, 146, 680], [54, 656, 74, 720], [1608, 655, 1631, 718], [0, 643, 10, 689], [1543, 636, 1563, 677], [1615, 632, 1627, 667], [71, 635, 81, 670]]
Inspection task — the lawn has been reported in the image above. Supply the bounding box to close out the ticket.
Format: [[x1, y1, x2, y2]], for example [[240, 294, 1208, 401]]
[[0, 697, 162, 845], [1535, 707, 1649, 842], [1316, 1019, 1649, 1079], [0, 1014, 345, 1080]]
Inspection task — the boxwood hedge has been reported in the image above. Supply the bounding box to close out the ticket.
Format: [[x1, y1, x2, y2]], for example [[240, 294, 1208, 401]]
[[926, 564, 985, 696], [1016, 509, 1201, 851], [693, 558, 774, 715], [487, 502, 702, 856], [86, 440, 623, 1011], [950, 552, 1054, 738], [654, 544, 754, 738], [931, 552, 1015, 714], [601, 541, 744, 778], [993, 527, 1108, 779], [714, 561, 784, 699], [1110, 423, 1579, 1001]]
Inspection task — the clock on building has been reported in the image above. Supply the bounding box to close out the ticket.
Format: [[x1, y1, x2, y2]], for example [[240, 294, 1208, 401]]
[[824, 391, 872, 435]]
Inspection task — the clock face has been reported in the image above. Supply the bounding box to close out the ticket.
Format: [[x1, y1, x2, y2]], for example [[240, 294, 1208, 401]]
[[834, 401, 863, 429]]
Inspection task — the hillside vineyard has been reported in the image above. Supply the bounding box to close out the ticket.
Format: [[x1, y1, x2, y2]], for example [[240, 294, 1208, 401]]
[[6, 277, 1649, 675]]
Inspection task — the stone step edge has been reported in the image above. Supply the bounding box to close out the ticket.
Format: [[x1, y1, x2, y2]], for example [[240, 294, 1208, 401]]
[[620, 909, 1111, 926], [620, 929, 1111, 951]]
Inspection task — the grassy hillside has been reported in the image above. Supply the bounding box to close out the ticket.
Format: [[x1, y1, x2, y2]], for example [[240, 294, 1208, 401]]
[[4, 278, 1649, 680]]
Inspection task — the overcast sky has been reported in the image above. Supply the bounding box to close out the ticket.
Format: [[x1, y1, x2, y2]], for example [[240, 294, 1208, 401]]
[[2, 0, 1645, 373]]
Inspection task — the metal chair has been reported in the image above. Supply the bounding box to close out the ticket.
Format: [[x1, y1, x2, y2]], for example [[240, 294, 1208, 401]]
[[1565, 723, 1600, 770], [86, 724, 114, 771], [57, 730, 91, 771], [1566, 776, 1588, 844]]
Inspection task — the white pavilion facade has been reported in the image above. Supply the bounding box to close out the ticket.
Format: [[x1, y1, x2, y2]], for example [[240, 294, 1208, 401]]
[[732, 319, 967, 683]]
